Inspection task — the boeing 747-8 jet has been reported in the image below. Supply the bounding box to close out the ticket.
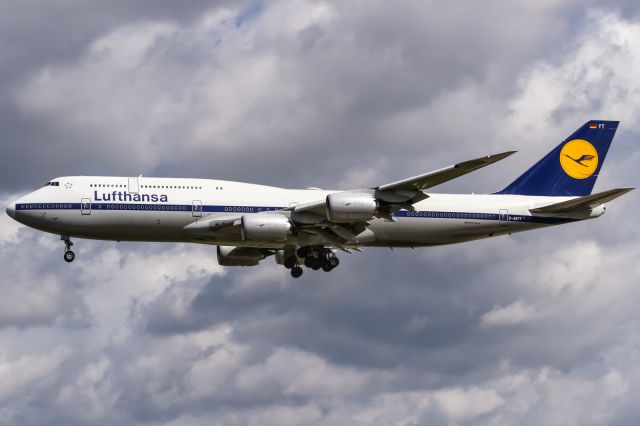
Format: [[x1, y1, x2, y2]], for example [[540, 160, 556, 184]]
[[6, 121, 633, 277]]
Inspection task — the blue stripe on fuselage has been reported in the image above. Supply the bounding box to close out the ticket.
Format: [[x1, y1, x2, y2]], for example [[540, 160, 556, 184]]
[[393, 210, 576, 224], [15, 203, 578, 225]]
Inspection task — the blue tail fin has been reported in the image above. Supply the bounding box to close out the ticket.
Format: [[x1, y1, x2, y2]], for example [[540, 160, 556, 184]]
[[498, 120, 619, 196]]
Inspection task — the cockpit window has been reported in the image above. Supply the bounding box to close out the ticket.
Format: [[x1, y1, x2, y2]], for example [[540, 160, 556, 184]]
[[44, 182, 60, 187]]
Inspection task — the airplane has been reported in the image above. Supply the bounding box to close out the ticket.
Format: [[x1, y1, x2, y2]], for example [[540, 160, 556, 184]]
[[5, 120, 633, 278]]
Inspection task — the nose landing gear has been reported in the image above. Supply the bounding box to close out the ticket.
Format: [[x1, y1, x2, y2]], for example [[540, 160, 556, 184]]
[[61, 235, 75, 263]]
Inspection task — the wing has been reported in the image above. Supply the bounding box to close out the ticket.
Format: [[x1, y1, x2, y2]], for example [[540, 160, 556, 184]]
[[378, 151, 516, 192], [183, 151, 516, 250], [293, 151, 516, 217], [289, 151, 516, 248]]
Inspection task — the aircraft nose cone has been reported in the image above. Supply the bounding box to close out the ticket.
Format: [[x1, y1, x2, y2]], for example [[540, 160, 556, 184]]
[[5, 203, 15, 219]]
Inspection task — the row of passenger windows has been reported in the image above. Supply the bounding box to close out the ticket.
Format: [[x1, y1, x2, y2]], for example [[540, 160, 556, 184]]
[[89, 183, 206, 190], [45, 181, 224, 190], [406, 211, 496, 220], [140, 185, 203, 190]]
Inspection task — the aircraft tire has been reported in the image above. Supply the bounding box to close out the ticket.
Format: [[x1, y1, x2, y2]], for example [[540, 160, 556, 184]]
[[64, 251, 75, 263], [304, 257, 313, 268], [284, 256, 297, 269], [291, 266, 303, 278], [296, 246, 310, 258], [309, 257, 322, 270], [328, 256, 340, 268]]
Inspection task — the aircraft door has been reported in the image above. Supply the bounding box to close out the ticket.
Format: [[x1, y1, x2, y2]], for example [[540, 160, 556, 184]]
[[192, 200, 203, 217], [81, 198, 91, 215], [498, 209, 509, 225], [128, 178, 139, 193]]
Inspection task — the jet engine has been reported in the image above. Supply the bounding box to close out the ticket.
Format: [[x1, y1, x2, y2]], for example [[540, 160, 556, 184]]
[[216, 245, 269, 266], [326, 192, 378, 222], [241, 213, 292, 242]]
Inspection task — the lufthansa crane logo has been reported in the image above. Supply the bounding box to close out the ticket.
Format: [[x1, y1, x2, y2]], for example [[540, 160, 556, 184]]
[[559, 139, 598, 179]]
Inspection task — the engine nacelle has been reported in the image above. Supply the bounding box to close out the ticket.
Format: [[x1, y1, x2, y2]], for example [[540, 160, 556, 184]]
[[326, 192, 378, 222], [217, 245, 268, 266], [241, 213, 292, 242]]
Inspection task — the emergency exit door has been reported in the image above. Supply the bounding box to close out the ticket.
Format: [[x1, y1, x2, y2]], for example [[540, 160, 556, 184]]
[[498, 209, 509, 225], [81, 198, 91, 215], [128, 178, 139, 193], [192, 200, 203, 217]]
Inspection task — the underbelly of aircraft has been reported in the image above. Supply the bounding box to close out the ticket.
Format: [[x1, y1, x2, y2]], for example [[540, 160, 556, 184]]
[[24, 211, 543, 248]]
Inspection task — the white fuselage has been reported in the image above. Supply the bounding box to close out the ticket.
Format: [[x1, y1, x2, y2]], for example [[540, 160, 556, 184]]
[[7, 176, 597, 249]]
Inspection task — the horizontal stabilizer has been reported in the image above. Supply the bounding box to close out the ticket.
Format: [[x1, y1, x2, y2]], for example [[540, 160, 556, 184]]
[[530, 187, 634, 214]]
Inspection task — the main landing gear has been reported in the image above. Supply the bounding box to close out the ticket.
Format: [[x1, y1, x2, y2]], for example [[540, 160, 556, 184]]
[[61, 235, 75, 263], [283, 246, 340, 278]]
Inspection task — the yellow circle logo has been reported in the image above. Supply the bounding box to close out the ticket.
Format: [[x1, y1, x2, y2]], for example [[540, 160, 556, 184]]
[[559, 139, 598, 179]]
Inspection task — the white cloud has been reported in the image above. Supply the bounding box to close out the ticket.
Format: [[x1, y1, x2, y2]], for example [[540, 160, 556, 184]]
[[0, 346, 71, 402], [0, 214, 90, 328], [235, 347, 368, 398], [54, 357, 117, 421], [505, 11, 640, 154], [480, 300, 541, 327]]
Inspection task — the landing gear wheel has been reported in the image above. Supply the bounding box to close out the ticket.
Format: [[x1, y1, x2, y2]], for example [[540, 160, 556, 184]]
[[321, 263, 333, 272], [296, 246, 310, 258], [61, 235, 75, 263], [284, 256, 297, 269], [64, 250, 75, 263], [310, 259, 322, 270], [328, 256, 340, 268], [304, 256, 322, 270], [291, 266, 303, 278]]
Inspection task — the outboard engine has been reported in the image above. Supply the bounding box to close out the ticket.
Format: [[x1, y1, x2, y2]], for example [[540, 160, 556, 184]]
[[326, 192, 378, 222]]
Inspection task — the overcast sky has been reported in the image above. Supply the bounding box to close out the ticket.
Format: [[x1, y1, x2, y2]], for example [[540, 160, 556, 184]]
[[1, 1, 639, 425]]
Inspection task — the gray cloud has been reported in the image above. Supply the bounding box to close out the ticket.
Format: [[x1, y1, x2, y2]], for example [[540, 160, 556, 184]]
[[0, 0, 584, 190]]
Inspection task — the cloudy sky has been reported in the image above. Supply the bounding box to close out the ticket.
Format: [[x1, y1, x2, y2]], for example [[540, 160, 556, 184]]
[[1, 0, 639, 424]]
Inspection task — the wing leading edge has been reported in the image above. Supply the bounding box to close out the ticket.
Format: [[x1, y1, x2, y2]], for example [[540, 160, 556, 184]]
[[377, 151, 516, 192], [293, 151, 517, 217]]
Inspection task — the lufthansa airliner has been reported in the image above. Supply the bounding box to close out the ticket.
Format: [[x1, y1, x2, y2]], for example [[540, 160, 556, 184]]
[[6, 121, 633, 277]]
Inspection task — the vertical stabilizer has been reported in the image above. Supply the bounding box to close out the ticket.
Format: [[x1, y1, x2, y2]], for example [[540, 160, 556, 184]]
[[498, 121, 619, 196]]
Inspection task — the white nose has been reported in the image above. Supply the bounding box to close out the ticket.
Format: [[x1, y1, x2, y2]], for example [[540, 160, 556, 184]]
[[5, 203, 15, 219]]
